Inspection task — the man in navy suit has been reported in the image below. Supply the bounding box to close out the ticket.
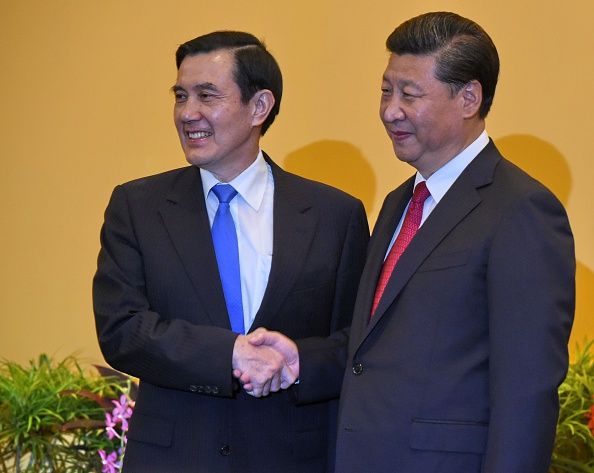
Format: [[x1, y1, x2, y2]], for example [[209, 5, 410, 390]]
[[93, 31, 368, 472], [241, 12, 575, 472]]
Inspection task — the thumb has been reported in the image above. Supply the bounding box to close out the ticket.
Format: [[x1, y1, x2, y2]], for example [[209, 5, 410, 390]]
[[246, 327, 268, 346]]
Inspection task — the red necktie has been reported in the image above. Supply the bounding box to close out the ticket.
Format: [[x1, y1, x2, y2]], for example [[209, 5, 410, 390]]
[[371, 181, 431, 317]]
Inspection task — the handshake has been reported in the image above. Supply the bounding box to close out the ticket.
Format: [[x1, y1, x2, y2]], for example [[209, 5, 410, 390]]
[[232, 328, 299, 398]]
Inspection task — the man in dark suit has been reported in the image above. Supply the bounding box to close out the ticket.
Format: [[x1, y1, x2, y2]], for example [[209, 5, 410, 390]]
[[93, 31, 368, 473], [241, 12, 575, 473]]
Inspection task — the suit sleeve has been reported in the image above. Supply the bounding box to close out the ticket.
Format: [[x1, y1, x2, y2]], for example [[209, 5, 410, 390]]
[[93, 185, 239, 397], [295, 199, 369, 404], [483, 188, 575, 472]]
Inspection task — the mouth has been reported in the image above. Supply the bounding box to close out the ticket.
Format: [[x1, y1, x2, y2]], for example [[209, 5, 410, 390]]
[[389, 130, 413, 142], [186, 130, 213, 140]]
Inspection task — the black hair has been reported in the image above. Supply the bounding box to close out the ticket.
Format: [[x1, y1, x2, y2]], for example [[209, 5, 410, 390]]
[[387, 12, 499, 118], [176, 31, 282, 134]]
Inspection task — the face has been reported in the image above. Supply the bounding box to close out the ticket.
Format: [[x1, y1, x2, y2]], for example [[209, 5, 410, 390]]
[[173, 50, 261, 182], [380, 53, 472, 177]]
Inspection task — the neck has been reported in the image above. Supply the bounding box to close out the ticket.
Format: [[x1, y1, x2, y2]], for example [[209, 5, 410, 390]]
[[418, 122, 485, 179]]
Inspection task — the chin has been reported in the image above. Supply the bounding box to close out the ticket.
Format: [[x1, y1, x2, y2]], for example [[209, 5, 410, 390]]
[[393, 145, 420, 163], [393, 148, 410, 162], [394, 153, 419, 167], [184, 149, 212, 166], [185, 155, 207, 167]]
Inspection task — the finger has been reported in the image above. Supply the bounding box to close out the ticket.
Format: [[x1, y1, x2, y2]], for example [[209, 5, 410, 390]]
[[233, 369, 243, 379], [243, 382, 254, 391], [249, 378, 265, 398], [247, 332, 265, 346], [239, 372, 251, 384], [280, 366, 297, 389], [246, 327, 275, 346], [260, 379, 272, 397], [284, 366, 297, 384], [254, 374, 273, 397], [280, 379, 291, 390], [269, 371, 282, 393], [280, 366, 295, 388]]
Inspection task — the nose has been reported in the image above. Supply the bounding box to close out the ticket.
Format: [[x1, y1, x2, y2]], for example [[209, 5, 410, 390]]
[[178, 97, 203, 122], [380, 95, 405, 123]]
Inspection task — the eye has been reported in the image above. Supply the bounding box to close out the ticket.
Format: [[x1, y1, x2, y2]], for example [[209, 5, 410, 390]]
[[401, 90, 419, 101], [174, 92, 187, 103], [381, 86, 392, 96]]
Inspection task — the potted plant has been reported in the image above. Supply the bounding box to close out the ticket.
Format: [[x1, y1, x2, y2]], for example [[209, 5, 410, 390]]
[[0, 354, 133, 473], [550, 340, 594, 472]]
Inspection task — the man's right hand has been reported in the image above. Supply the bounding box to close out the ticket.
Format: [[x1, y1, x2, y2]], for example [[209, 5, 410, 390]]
[[233, 328, 300, 396], [232, 333, 296, 397]]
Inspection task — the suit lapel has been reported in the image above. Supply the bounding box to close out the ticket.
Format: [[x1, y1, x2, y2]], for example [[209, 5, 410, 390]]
[[349, 178, 414, 342], [358, 142, 501, 343], [251, 155, 318, 330], [158, 166, 230, 329]]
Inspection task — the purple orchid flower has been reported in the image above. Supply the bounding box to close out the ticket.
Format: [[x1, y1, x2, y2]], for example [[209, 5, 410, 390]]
[[99, 449, 121, 473], [99, 389, 134, 470], [112, 395, 133, 420], [104, 412, 119, 440], [111, 395, 133, 432]]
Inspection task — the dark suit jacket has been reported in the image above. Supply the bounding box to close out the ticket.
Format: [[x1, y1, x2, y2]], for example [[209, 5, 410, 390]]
[[93, 154, 369, 473], [299, 141, 575, 473]]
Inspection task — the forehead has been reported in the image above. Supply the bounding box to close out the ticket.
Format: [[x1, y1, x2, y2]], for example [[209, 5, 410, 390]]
[[382, 53, 438, 85], [176, 49, 237, 87]]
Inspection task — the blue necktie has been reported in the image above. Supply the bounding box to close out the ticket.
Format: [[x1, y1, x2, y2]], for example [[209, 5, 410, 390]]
[[211, 184, 245, 334]]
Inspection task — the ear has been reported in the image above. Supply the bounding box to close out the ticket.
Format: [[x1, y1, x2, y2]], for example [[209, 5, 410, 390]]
[[250, 89, 275, 127], [459, 80, 483, 118]]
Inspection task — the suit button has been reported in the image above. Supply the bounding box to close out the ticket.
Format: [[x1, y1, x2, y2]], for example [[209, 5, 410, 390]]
[[219, 445, 231, 456], [204, 386, 212, 394], [212, 386, 220, 395], [352, 362, 363, 375], [189, 385, 198, 392]]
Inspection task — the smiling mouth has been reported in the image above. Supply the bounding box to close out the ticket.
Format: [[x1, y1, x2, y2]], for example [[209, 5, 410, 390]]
[[187, 131, 213, 139]]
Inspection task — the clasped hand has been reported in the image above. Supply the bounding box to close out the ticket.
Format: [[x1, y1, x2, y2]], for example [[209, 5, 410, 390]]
[[232, 328, 299, 398]]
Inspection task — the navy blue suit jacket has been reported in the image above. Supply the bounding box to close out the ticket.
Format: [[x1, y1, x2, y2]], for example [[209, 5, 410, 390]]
[[93, 155, 369, 473], [298, 141, 574, 473]]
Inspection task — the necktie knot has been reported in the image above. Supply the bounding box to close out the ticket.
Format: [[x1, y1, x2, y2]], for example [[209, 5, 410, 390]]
[[411, 181, 430, 204], [212, 184, 238, 204]]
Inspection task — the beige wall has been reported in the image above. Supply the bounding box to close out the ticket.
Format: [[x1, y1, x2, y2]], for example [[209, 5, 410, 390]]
[[1, 0, 592, 365]]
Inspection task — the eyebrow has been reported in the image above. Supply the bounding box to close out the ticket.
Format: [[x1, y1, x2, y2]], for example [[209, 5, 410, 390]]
[[382, 73, 423, 88], [170, 82, 219, 94], [395, 79, 423, 92]]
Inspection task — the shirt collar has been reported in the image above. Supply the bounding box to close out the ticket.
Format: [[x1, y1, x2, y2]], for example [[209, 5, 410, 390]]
[[415, 130, 489, 204], [200, 150, 269, 211]]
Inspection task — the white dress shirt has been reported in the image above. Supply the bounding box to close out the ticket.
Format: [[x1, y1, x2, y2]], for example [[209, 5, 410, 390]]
[[385, 130, 490, 257], [200, 150, 274, 331]]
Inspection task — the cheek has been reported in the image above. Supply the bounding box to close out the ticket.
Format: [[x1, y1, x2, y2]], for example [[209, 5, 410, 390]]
[[173, 107, 185, 127], [379, 101, 387, 118], [208, 106, 232, 126]]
